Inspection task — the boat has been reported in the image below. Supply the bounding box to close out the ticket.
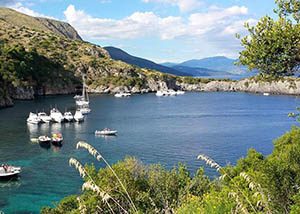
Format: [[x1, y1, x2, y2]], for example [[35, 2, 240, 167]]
[[0, 164, 21, 180], [167, 90, 177, 96], [176, 90, 185, 95], [76, 76, 90, 107], [156, 91, 164, 97], [50, 108, 64, 123], [51, 133, 63, 146], [38, 135, 51, 144], [30, 138, 39, 143], [95, 128, 118, 136], [64, 112, 74, 122], [74, 110, 84, 122], [114, 92, 131, 98], [38, 112, 52, 123], [263, 92, 270, 96], [79, 107, 91, 115], [156, 90, 177, 96], [26, 112, 41, 124]]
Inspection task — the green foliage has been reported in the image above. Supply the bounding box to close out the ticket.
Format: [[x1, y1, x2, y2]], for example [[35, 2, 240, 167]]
[[275, 0, 300, 22], [42, 125, 300, 213], [238, 16, 300, 76]]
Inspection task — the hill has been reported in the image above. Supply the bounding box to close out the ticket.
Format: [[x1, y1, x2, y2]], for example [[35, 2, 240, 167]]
[[0, 7, 82, 40], [173, 65, 233, 77], [0, 8, 182, 107], [104, 46, 190, 76]]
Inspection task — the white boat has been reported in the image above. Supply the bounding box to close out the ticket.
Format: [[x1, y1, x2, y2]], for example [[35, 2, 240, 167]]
[[167, 90, 177, 96], [114, 92, 131, 98], [0, 164, 21, 179], [38, 112, 52, 123], [79, 107, 91, 115], [76, 76, 90, 106], [156, 91, 164, 97], [38, 135, 51, 144], [26, 112, 41, 124], [95, 128, 118, 136], [73, 95, 83, 99], [176, 90, 185, 95], [74, 110, 84, 122], [64, 112, 74, 122], [50, 108, 64, 123], [263, 92, 270, 96]]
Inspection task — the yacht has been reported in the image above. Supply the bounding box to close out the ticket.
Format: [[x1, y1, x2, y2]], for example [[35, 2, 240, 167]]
[[176, 90, 185, 95], [50, 108, 64, 123], [156, 91, 164, 96], [95, 128, 118, 136], [114, 92, 131, 98], [74, 110, 84, 122], [27, 112, 41, 124], [263, 92, 270, 96], [38, 112, 52, 123], [64, 112, 74, 122], [0, 164, 21, 180]]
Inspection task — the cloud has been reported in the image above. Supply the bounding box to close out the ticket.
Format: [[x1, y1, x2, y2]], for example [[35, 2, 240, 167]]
[[0, 0, 54, 18], [64, 5, 250, 40], [142, 0, 202, 12]]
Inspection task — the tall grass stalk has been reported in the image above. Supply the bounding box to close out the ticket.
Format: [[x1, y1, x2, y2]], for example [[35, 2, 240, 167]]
[[197, 154, 258, 213], [76, 141, 138, 213], [69, 157, 127, 213]]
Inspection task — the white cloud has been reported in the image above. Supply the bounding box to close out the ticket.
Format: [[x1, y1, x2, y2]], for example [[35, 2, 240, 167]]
[[64, 5, 250, 40], [142, 0, 202, 12]]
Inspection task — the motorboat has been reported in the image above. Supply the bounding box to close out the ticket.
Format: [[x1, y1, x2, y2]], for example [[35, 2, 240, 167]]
[[64, 112, 74, 122], [263, 92, 270, 96], [50, 108, 64, 123], [95, 128, 118, 136], [51, 133, 63, 146], [79, 107, 91, 115], [176, 90, 185, 95], [114, 92, 131, 98], [167, 90, 177, 96], [30, 138, 39, 143], [26, 112, 41, 124], [156, 91, 164, 97], [0, 164, 21, 180], [38, 112, 52, 123], [74, 110, 84, 122], [38, 135, 51, 144], [73, 95, 83, 99]]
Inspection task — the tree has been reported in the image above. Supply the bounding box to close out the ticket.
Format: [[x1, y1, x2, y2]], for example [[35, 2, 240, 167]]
[[238, 16, 300, 76], [275, 0, 300, 22]]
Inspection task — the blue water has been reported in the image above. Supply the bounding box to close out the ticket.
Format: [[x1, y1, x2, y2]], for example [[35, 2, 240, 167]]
[[0, 92, 299, 213]]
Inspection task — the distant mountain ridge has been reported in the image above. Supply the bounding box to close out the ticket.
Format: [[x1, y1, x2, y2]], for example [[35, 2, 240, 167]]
[[166, 56, 248, 75], [104, 46, 190, 76]]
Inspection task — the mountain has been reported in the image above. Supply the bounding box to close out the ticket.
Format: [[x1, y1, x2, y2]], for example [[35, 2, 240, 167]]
[[177, 56, 247, 75], [161, 62, 178, 67], [0, 7, 82, 40], [104, 46, 190, 76], [173, 65, 233, 77]]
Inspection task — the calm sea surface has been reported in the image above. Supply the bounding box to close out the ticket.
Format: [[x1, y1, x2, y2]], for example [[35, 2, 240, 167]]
[[0, 92, 299, 213]]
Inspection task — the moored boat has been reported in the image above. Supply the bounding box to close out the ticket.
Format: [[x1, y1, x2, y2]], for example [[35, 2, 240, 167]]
[[95, 128, 118, 136], [64, 112, 74, 122], [263, 92, 270, 96], [114, 92, 131, 98], [50, 108, 64, 123], [79, 107, 91, 115], [27, 112, 41, 124], [51, 133, 63, 146], [38, 135, 51, 144], [0, 164, 21, 180], [38, 112, 52, 123], [74, 110, 84, 122]]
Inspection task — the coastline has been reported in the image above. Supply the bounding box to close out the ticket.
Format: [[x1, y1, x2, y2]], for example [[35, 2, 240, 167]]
[[2, 76, 300, 108]]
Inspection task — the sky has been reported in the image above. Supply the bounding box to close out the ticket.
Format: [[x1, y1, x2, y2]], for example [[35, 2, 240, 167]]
[[0, 0, 276, 63]]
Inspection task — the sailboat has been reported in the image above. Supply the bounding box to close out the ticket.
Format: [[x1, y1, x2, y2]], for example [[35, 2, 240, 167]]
[[75, 75, 91, 114]]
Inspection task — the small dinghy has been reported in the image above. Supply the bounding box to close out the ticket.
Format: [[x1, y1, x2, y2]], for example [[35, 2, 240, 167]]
[[38, 136, 51, 144], [0, 164, 21, 180], [51, 133, 63, 146], [95, 128, 118, 136]]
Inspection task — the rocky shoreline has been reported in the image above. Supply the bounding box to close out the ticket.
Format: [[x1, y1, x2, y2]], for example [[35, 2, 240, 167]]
[[2, 77, 300, 108]]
